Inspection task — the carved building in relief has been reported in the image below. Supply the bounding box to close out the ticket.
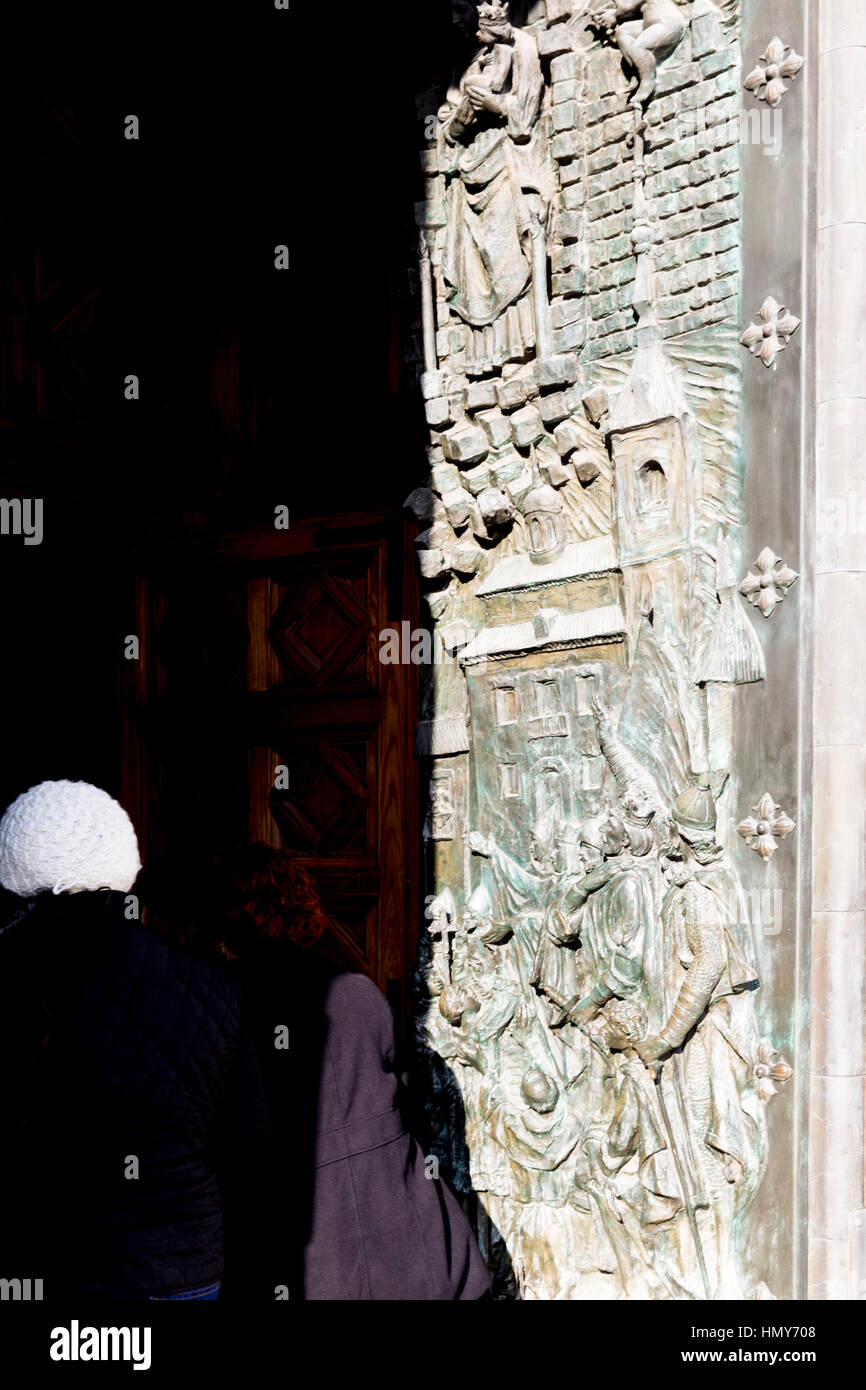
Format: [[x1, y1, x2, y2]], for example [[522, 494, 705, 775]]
[[405, 0, 801, 1300]]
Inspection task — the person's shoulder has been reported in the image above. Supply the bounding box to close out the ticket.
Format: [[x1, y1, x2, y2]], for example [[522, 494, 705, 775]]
[[610, 867, 643, 901], [512, 26, 540, 57], [322, 973, 398, 1072], [324, 971, 390, 1019], [322, 973, 398, 1048]]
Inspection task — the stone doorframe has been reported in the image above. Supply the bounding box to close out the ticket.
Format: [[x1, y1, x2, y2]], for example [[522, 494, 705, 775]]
[[809, 0, 866, 1301]]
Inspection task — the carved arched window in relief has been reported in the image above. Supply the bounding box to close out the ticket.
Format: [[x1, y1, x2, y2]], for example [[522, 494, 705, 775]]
[[581, 754, 604, 791], [637, 459, 667, 511], [529, 515, 558, 554], [495, 685, 517, 726], [534, 677, 559, 718], [500, 763, 519, 799], [533, 767, 563, 825]]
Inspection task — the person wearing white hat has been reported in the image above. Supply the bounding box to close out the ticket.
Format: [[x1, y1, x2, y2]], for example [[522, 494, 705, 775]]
[[0, 780, 265, 1302], [0, 779, 142, 898]]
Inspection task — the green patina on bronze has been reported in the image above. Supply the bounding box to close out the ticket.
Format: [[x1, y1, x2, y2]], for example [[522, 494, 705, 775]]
[[409, 0, 793, 1301]]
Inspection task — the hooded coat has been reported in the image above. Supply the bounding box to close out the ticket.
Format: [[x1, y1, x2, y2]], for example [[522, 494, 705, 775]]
[[224, 939, 491, 1301]]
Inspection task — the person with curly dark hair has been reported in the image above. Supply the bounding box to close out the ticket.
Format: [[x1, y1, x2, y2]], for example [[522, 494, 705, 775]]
[[203, 842, 490, 1302]]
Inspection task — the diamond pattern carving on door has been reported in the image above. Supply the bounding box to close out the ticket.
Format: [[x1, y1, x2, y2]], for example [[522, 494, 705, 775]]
[[269, 565, 372, 686], [271, 738, 372, 857], [238, 521, 417, 992], [297, 889, 376, 959]]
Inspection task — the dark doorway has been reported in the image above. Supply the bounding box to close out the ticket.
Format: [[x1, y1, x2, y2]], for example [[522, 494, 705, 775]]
[[121, 510, 420, 1009], [0, 20, 446, 1016]]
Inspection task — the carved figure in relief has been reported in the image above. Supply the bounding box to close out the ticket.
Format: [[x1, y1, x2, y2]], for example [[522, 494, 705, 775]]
[[470, 817, 585, 1019], [591, 0, 688, 106], [417, 755, 788, 1296], [528, 747, 703, 1296], [413, 890, 476, 1193], [424, 771, 456, 842], [437, 0, 550, 374], [510, 704, 774, 1295], [634, 783, 770, 1298], [545, 810, 663, 1032], [407, 0, 796, 1304], [478, 1063, 588, 1300]]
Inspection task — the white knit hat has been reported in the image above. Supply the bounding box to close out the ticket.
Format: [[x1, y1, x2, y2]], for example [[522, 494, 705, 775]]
[[0, 780, 142, 897]]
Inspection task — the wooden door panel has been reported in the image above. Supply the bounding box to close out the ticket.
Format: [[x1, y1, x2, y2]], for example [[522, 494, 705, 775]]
[[242, 519, 418, 993], [270, 734, 375, 858], [268, 563, 379, 688], [126, 513, 419, 1008]]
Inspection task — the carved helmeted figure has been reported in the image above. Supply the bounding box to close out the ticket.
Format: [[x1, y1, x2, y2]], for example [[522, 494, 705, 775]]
[[554, 814, 663, 1030], [437, 1, 550, 375], [523, 779, 768, 1297]]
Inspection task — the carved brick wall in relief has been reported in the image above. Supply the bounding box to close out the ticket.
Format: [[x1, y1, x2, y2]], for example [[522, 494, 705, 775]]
[[406, 0, 796, 1301]]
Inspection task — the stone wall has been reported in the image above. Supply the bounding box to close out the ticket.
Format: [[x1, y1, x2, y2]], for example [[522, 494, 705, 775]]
[[549, 2, 742, 363]]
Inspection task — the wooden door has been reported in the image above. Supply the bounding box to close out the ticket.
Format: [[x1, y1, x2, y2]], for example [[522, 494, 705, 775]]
[[125, 511, 421, 1018]]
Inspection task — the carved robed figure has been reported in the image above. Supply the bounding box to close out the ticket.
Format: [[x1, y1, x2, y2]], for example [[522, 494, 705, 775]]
[[438, 1, 551, 375]]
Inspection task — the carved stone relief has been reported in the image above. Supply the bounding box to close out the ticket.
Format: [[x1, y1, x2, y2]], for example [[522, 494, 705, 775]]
[[740, 296, 801, 368], [406, 0, 796, 1300], [743, 36, 804, 108], [736, 794, 796, 863], [738, 547, 800, 618]]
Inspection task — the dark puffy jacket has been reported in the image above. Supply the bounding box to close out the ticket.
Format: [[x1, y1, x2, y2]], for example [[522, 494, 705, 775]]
[[226, 941, 490, 1301], [0, 891, 264, 1300]]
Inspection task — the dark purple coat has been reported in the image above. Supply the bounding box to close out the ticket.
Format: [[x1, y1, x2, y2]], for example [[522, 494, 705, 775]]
[[227, 944, 490, 1301]]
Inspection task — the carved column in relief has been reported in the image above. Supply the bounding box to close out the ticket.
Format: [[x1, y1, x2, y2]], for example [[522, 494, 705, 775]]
[[406, 0, 801, 1299]]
